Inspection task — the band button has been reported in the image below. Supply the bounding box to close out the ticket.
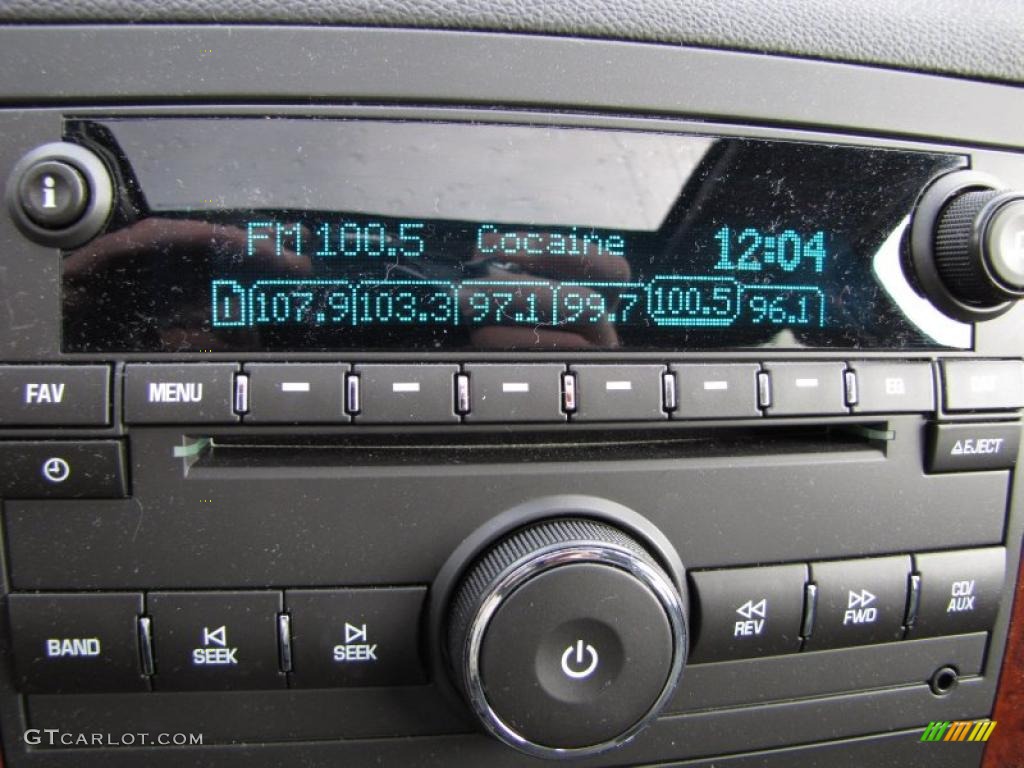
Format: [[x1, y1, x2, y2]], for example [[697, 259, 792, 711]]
[[8, 592, 147, 693], [286, 587, 427, 687]]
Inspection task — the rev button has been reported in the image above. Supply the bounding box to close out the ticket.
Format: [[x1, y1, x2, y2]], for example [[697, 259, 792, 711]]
[[689, 564, 807, 662], [124, 364, 239, 424]]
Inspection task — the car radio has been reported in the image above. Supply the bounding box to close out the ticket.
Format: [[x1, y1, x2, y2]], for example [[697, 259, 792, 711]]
[[0, 108, 1021, 766]]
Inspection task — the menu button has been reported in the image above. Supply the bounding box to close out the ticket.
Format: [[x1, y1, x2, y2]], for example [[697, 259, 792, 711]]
[[124, 364, 239, 424]]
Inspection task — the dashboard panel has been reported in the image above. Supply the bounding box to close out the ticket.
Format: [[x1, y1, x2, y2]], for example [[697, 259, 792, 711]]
[[0, 15, 1021, 768]]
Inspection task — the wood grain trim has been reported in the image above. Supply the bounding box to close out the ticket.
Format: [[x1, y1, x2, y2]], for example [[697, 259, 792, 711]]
[[984, 539, 1024, 767]]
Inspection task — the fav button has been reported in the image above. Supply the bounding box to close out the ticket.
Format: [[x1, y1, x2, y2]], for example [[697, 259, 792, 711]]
[[147, 591, 285, 690], [805, 556, 911, 650], [124, 363, 239, 424], [689, 564, 807, 662], [286, 587, 427, 687], [0, 365, 110, 426], [8, 592, 147, 693], [909, 548, 1005, 638]]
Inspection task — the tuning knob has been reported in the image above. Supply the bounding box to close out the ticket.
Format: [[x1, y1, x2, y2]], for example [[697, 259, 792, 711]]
[[446, 517, 687, 759], [909, 171, 1024, 321]]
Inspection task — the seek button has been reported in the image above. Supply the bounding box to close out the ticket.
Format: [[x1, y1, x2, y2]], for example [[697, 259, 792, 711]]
[[286, 587, 427, 687]]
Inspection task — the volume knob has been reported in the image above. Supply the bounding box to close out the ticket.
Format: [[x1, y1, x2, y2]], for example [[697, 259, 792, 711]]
[[446, 518, 687, 759], [909, 171, 1024, 321]]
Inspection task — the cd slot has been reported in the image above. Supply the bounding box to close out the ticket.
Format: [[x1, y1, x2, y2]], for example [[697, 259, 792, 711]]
[[185, 424, 887, 471]]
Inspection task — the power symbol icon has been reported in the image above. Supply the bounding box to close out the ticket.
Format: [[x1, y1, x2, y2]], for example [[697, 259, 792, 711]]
[[560, 639, 599, 680]]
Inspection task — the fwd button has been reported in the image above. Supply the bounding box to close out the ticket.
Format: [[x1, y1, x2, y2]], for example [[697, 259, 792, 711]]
[[805, 556, 910, 650]]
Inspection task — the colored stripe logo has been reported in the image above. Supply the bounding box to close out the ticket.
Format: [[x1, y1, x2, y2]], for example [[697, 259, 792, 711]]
[[921, 720, 997, 742]]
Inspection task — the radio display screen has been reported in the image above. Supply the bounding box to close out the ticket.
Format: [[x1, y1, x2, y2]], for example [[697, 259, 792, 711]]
[[61, 119, 965, 352]]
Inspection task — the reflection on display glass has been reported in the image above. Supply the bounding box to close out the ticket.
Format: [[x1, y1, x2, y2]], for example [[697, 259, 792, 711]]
[[61, 119, 965, 352]]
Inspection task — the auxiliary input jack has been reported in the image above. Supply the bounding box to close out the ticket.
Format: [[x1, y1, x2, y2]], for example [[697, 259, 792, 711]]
[[929, 665, 960, 696]]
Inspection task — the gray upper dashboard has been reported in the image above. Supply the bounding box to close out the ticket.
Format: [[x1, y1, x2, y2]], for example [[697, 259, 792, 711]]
[[0, 0, 1022, 85]]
